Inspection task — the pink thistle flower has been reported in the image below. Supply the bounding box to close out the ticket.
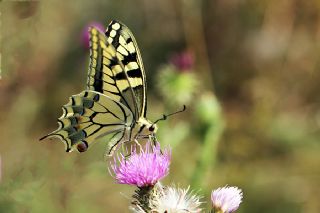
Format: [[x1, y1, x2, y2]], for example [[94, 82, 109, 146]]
[[110, 141, 171, 187], [211, 186, 243, 213], [170, 51, 194, 71], [81, 21, 105, 48]]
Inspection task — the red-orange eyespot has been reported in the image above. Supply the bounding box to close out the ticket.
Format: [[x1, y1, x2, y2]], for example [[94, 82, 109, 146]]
[[77, 141, 88, 152]]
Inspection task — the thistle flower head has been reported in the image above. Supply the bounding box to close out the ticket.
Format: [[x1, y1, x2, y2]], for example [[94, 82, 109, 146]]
[[110, 141, 171, 187], [211, 186, 243, 213], [170, 51, 194, 71], [150, 184, 202, 213]]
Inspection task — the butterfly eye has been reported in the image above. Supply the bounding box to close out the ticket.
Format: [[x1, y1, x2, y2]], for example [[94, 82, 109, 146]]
[[77, 141, 88, 152], [149, 125, 155, 132]]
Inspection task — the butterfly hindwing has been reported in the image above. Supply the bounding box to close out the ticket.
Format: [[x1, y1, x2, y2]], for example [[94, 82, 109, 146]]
[[41, 90, 133, 153]]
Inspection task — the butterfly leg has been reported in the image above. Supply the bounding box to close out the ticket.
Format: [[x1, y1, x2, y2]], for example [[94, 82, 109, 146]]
[[118, 139, 142, 159], [149, 134, 158, 146], [135, 133, 158, 147]]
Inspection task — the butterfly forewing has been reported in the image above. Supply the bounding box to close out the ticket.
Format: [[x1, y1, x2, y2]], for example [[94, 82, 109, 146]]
[[105, 20, 147, 118], [87, 28, 132, 112]]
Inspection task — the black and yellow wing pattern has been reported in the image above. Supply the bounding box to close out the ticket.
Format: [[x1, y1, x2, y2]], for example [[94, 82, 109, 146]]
[[41, 20, 156, 156]]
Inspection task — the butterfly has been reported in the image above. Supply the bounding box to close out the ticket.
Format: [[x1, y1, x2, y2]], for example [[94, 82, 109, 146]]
[[40, 20, 158, 156]]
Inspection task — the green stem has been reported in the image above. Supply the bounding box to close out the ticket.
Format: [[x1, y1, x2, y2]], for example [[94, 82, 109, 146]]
[[190, 123, 224, 188]]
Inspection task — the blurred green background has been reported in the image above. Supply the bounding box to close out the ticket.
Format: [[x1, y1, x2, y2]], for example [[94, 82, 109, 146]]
[[1, 0, 320, 212]]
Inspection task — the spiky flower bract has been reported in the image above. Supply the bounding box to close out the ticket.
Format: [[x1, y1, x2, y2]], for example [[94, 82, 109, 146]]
[[157, 65, 198, 106], [110, 141, 171, 187], [211, 186, 243, 213]]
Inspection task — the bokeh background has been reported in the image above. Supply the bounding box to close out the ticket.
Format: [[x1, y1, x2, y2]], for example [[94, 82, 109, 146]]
[[1, 0, 320, 212]]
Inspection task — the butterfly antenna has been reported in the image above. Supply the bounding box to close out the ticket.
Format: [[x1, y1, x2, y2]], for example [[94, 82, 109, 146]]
[[154, 105, 186, 124]]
